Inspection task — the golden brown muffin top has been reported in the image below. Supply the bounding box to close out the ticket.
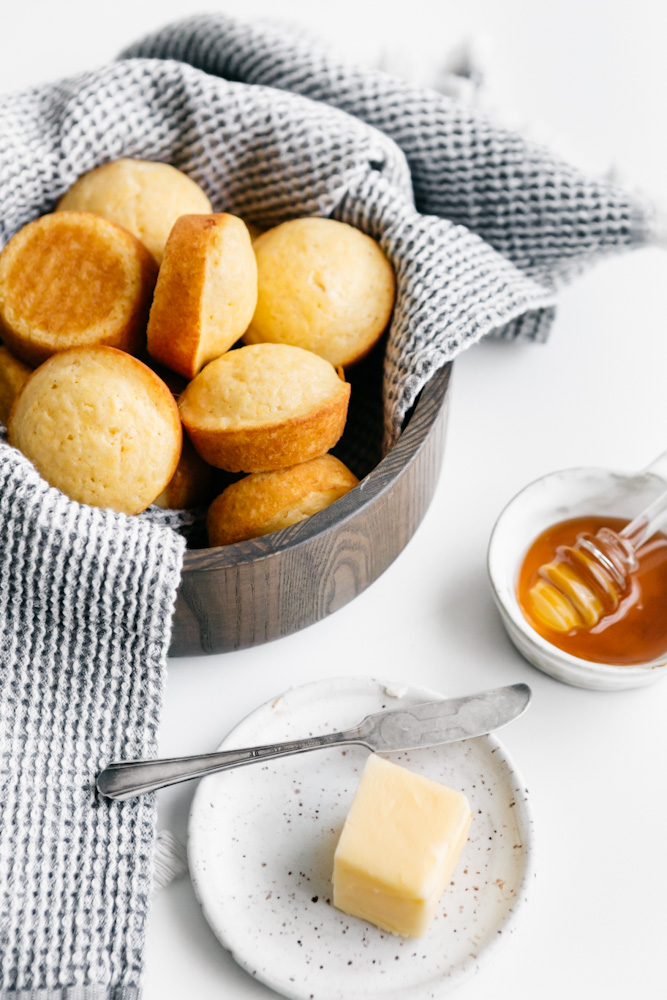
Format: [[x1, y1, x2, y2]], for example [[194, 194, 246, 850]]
[[147, 213, 257, 379], [179, 343, 349, 431], [9, 345, 182, 515], [57, 158, 212, 263], [245, 217, 395, 367], [0, 211, 157, 366], [207, 454, 359, 545]]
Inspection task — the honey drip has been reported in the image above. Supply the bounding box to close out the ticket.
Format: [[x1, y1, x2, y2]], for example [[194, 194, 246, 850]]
[[517, 516, 667, 665]]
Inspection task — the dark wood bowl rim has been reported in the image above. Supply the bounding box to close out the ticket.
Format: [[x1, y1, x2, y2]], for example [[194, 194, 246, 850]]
[[182, 363, 451, 573]]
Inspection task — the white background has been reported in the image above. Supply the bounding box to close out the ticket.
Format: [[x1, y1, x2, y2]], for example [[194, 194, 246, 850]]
[[3, 1, 667, 997]]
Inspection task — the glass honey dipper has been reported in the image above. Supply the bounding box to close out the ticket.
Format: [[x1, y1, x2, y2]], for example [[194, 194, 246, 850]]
[[526, 482, 667, 633]]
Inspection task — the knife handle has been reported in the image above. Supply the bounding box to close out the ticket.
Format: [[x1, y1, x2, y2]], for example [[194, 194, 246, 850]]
[[97, 729, 364, 801]]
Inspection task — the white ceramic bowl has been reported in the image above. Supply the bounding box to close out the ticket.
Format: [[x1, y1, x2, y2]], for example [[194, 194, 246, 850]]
[[488, 464, 667, 691]]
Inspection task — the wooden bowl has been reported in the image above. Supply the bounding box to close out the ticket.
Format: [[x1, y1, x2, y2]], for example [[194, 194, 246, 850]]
[[169, 361, 451, 656]]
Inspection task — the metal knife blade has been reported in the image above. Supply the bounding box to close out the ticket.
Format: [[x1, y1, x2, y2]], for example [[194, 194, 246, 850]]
[[97, 682, 531, 800], [354, 682, 532, 753]]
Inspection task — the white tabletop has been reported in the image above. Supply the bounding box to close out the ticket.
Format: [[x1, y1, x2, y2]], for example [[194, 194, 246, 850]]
[[3, 1, 667, 997]]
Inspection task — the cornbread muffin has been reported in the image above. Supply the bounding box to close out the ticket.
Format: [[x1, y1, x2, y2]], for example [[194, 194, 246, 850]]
[[147, 214, 258, 379], [207, 455, 359, 546], [153, 436, 214, 510], [0, 344, 32, 425], [0, 212, 157, 367], [244, 217, 395, 367], [179, 343, 351, 472], [56, 158, 212, 263], [8, 346, 182, 514]]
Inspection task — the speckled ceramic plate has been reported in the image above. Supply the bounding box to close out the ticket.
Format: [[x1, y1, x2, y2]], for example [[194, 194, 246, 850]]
[[188, 677, 535, 1000]]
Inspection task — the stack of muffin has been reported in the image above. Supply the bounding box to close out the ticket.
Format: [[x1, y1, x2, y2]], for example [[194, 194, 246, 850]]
[[0, 160, 395, 545]]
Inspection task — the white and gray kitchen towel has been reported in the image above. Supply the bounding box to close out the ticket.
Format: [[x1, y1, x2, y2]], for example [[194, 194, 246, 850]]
[[0, 12, 662, 997], [0, 445, 185, 998]]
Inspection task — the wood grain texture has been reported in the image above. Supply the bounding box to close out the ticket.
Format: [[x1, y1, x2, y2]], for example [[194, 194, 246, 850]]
[[169, 363, 451, 656]]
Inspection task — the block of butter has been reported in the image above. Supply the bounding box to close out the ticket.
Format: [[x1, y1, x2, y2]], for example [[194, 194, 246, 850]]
[[332, 754, 472, 938]]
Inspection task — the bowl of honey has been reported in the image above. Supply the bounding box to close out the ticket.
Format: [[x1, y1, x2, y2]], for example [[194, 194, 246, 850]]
[[487, 461, 667, 690]]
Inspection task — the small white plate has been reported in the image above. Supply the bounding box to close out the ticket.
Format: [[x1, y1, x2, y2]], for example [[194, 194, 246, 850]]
[[188, 677, 535, 1000]]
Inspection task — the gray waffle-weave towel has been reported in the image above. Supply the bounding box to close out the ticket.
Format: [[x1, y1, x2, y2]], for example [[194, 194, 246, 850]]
[[0, 13, 662, 996], [121, 13, 663, 446], [2, 15, 660, 450], [0, 442, 185, 997]]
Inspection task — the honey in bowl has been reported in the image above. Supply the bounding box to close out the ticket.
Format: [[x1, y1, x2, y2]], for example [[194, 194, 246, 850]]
[[517, 515, 667, 665]]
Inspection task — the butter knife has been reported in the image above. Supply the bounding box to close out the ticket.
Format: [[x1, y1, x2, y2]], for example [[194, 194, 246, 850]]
[[97, 682, 531, 801]]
